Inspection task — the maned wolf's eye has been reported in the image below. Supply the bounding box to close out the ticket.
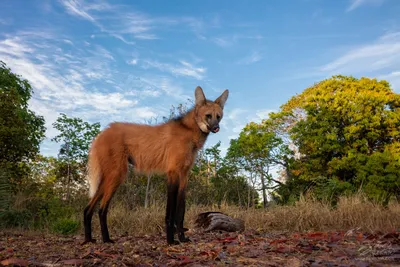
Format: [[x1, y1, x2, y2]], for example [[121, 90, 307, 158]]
[[206, 114, 212, 120], [217, 115, 221, 120]]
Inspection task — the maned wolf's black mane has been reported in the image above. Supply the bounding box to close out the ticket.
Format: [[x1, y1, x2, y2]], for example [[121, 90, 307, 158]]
[[169, 106, 194, 123]]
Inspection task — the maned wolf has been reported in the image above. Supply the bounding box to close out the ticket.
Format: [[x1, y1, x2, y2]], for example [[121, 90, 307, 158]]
[[83, 86, 229, 245]]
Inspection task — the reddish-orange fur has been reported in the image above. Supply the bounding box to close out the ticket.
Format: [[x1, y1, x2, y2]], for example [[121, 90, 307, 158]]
[[83, 86, 229, 245]]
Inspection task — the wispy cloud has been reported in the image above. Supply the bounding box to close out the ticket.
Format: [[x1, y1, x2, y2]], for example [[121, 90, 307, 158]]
[[212, 37, 231, 47], [318, 31, 400, 76], [0, 18, 12, 25], [0, 30, 163, 140], [141, 59, 206, 80], [226, 108, 247, 121], [59, 0, 157, 43], [59, 0, 206, 44], [61, 0, 96, 22], [290, 31, 400, 91], [237, 51, 262, 65], [346, 0, 385, 12], [136, 76, 191, 101], [127, 58, 138, 65], [212, 34, 263, 47], [379, 71, 400, 91], [256, 109, 276, 121]]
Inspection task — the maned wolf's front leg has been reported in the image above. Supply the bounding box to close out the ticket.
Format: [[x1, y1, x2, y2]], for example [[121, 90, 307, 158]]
[[166, 179, 179, 245], [175, 176, 190, 243]]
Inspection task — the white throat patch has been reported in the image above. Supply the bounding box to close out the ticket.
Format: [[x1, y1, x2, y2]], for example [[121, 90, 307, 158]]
[[198, 122, 210, 133]]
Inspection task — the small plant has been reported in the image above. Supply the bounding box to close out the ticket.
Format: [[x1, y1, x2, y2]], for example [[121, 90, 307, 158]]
[[52, 218, 80, 235], [0, 209, 32, 228]]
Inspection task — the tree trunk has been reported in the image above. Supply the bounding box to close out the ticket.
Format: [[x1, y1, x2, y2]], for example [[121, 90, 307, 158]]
[[235, 169, 242, 207], [144, 174, 151, 208], [66, 162, 71, 203], [259, 164, 268, 208], [247, 172, 252, 209]]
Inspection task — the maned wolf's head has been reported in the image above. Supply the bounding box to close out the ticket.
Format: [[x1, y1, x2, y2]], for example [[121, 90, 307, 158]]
[[194, 86, 229, 134]]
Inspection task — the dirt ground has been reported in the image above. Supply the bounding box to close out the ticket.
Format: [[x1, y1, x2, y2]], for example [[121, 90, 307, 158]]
[[1, 229, 399, 266]]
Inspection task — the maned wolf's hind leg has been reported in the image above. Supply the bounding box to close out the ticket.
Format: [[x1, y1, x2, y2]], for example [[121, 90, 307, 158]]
[[98, 166, 127, 243], [99, 194, 115, 243], [83, 190, 103, 244]]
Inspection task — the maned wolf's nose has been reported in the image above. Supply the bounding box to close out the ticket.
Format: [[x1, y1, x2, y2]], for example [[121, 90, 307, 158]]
[[211, 125, 220, 133]]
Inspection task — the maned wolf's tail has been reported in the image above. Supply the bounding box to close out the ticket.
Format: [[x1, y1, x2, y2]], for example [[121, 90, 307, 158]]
[[87, 148, 102, 198]]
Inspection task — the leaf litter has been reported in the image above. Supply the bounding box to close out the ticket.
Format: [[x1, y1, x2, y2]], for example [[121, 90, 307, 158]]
[[0, 229, 399, 266]]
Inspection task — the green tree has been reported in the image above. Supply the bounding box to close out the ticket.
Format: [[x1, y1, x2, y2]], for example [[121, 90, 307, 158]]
[[0, 61, 46, 192], [51, 113, 100, 201], [234, 122, 291, 208], [273, 75, 400, 204]]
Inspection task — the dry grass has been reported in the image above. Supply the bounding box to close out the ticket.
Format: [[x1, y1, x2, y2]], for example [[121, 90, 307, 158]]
[[87, 194, 400, 237]]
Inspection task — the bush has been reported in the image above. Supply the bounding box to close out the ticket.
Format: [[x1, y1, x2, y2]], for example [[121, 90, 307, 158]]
[[0, 209, 32, 228], [52, 218, 80, 235]]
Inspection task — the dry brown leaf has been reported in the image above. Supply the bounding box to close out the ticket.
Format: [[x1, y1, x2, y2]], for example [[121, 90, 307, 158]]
[[1, 258, 30, 266]]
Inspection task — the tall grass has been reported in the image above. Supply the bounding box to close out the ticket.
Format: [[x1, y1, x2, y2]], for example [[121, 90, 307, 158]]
[[2, 192, 398, 236], [86, 193, 400, 237]]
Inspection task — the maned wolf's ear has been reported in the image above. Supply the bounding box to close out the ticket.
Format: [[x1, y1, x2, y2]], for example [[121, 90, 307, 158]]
[[195, 86, 206, 106], [214, 89, 229, 109]]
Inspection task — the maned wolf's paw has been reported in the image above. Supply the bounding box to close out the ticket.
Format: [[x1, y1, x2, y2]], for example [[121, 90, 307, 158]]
[[178, 233, 191, 243], [103, 238, 115, 244], [167, 239, 180, 245], [179, 236, 191, 243]]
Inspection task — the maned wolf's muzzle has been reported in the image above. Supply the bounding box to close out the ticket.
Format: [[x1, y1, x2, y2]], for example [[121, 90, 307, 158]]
[[211, 124, 220, 133]]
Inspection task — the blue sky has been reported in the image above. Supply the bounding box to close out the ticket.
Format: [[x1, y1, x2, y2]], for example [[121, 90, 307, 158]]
[[1, 0, 400, 157]]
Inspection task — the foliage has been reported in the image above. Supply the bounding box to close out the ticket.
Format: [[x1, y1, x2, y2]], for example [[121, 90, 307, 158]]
[[270, 75, 400, 204], [51, 113, 100, 201], [226, 122, 292, 207], [0, 167, 11, 212], [2, 55, 399, 240], [51, 113, 100, 164], [52, 218, 80, 235], [0, 61, 46, 189]]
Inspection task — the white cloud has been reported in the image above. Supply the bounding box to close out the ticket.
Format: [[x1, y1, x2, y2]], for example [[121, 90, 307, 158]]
[[131, 107, 157, 120], [133, 34, 158, 40], [63, 39, 74, 45], [58, 0, 205, 44], [60, 0, 96, 22], [318, 32, 400, 81], [142, 59, 206, 80], [0, 18, 12, 25], [212, 34, 263, 47], [127, 58, 138, 65], [29, 98, 61, 139], [127, 88, 160, 98], [226, 108, 247, 121], [0, 32, 148, 139], [379, 71, 400, 91], [0, 37, 34, 56], [92, 45, 115, 61], [212, 37, 231, 47], [237, 51, 262, 65], [255, 109, 276, 121], [346, 0, 385, 12]]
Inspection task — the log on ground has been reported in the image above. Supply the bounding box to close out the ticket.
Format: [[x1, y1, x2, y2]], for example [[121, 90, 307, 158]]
[[194, 211, 245, 233]]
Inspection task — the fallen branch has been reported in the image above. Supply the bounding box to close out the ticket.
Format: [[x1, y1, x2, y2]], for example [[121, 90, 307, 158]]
[[194, 212, 245, 233]]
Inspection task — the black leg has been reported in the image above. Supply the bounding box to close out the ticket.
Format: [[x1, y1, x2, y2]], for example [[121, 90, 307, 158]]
[[166, 182, 179, 245], [176, 189, 190, 243], [99, 201, 114, 243], [83, 205, 96, 244]]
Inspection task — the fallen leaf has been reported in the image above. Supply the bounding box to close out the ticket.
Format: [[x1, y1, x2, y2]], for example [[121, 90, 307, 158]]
[[0, 258, 29, 266], [62, 259, 84, 265]]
